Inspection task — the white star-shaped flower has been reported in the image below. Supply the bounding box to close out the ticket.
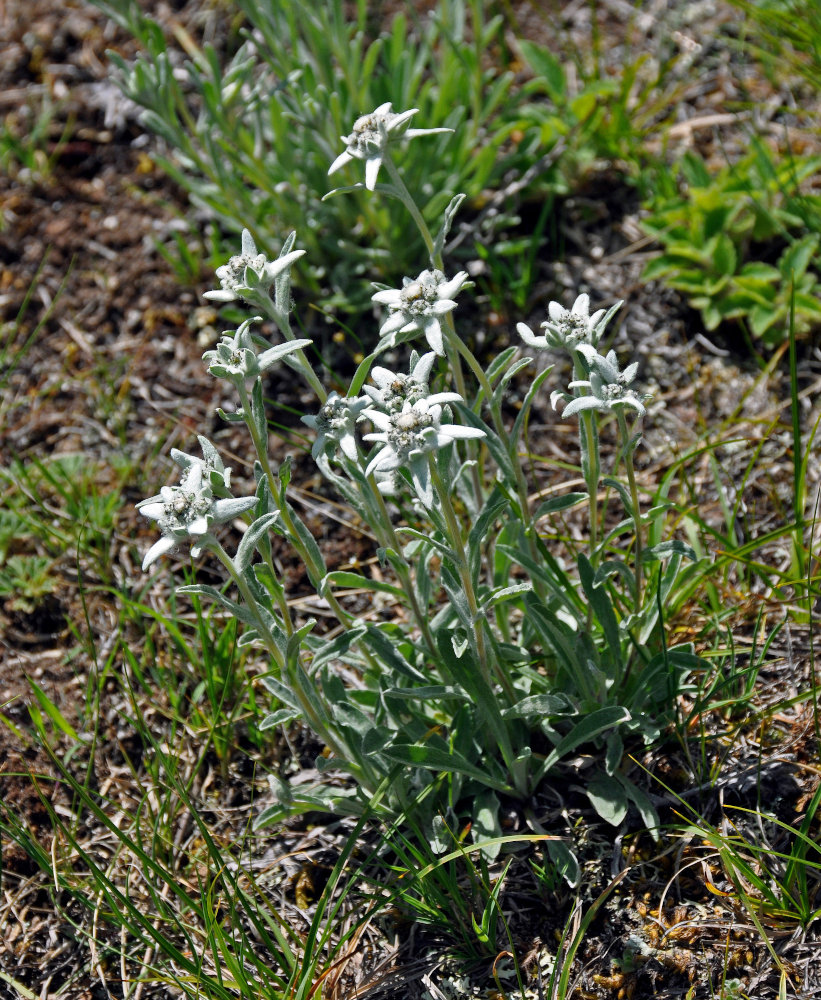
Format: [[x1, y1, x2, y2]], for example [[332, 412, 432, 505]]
[[328, 103, 452, 191], [517, 294, 622, 352], [554, 345, 649, 419], [137, 463, 257, 570], [372, 269, 468, 356], [204, 229, 304, 303], [363, 397, 484, 507]]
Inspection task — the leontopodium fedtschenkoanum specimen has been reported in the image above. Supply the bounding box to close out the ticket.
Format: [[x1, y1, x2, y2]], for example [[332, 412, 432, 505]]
[[204, 229, 305, 304], [362, 395, 485, 507], [371, 269, 469, 356], [328, 102, 451, 191], [137, 462, 257, 570], [134, 102, 700, 866], [517, 293, 623, 352]]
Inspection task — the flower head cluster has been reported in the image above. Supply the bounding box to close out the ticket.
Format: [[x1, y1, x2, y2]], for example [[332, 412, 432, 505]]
[[204, 229, 304, 304], [517, 294, 622, 352], [363, 351, 458, 413], [553, 345, 648, 419], [372, 269, 468, 356], [363, 396, 485, 505], [203, 318, 312, 382], [328, 103, 451, 191], [301, 392, 370, 462], [137, 463, 257, 570]]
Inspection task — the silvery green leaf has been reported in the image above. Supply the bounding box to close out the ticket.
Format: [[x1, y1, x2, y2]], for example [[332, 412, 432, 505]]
[[432, 192, 466, 260], [605, 731, 623, 776], [468, 488, 509, 579], [642, 540, 697, 562], [285, 619, 316, 663], [534, 492, 588, 516], [430, 814, 449, 854], [408, 453, 433, 508], [498, 356, 534, 391], [233, 512, 280, 573], [250, 378, 267, 446], [622, 776, 660, 839], [217, 407, 246, 423], [482, 582, 533, 610], [502, 693, 570, 719], [587, 774, 628, 826], [212, 496, 258, 522], [547, 839, 581, 888], [397, 529, 457, 566], [441, 565, 473, 629], [260, 708, 301, 730], [380, 742, 512, 794], [485, 346, 518, 385], [261, 675, 301, 709], [472, 789, 502, 860], [511, 364, 554, 447], [285, 501, 325, 586], [451, 630, 470, 659], [176, 583, 258, 628], [536, 706, 632, 779], [382, 685, 465, 701], [578, 554, 621, 670], [257, 338, 313, 372], [361, 725, 394, 754], [562, 395, 605, 417], [623, 361, 639, 384], [319, 570, 406, 600]]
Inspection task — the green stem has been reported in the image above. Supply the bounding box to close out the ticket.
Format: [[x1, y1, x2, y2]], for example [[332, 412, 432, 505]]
[[236, 379, 351, 630], [383, 156, 435, 259], [208, 540, 283, 669], [581, 408, 601, 557], [210, 541, 379, 788], [428, 458, 516, 707], [572, 348, 602, 563], [365, 475, 438, 657], [251, 293, 327, 404], [617, 410, 643, 612]]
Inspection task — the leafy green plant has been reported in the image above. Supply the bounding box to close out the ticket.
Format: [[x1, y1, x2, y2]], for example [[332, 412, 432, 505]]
[[130, 103, 706, 886], [514, 36, 684, 186], [89, 0, 545, 316], [0, 554, 59, 614], [2, 453, 129, 564], [641, 143, 821, 343]]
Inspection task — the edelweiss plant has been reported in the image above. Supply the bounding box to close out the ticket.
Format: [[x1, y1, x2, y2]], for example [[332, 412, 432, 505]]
[[137, 104, 702, 879]]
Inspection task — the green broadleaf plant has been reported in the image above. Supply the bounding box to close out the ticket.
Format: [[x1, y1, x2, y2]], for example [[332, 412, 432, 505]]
[[641, 143, 821, 344]]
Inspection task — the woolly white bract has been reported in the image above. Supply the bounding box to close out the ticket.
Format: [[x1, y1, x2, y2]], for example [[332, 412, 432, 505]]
[[204, 229, 305, 303], [372, 269, 468, 356], [328, 103, 451, 191], [363, 397, 485, 506], [137, 464, 257, 570], [517, 293, 623, 351]]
